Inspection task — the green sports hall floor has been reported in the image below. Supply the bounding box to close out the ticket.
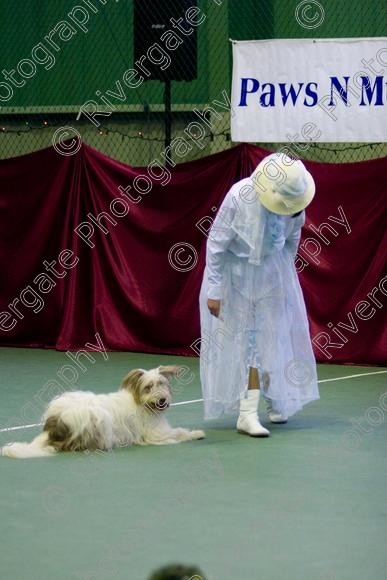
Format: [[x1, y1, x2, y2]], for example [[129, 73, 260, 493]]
[[0, 347, 386, 580]]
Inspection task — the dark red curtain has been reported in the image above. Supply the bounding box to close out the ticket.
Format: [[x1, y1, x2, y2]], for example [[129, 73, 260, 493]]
[[0, 142, 386, 364]]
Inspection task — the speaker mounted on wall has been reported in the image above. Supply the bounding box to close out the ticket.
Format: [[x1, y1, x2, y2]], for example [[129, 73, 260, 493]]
[[134, 0, 198, 82]]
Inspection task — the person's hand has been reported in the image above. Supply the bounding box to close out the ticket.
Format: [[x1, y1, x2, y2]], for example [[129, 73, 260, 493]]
[[207, 299, 221, 318]]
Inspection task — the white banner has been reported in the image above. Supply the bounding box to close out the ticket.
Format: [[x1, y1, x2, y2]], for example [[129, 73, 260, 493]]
[[231, 38, 387, 142]]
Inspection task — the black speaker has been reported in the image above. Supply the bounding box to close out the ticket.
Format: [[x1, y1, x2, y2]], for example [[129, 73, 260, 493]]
[[133, 0, 198, 82]]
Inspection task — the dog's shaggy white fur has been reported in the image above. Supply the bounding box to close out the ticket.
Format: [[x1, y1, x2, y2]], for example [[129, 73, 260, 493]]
[[1, 366, 205, 459]]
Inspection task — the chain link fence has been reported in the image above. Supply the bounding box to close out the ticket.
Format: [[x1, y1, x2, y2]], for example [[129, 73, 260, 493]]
[[0, 0, 386, 164]]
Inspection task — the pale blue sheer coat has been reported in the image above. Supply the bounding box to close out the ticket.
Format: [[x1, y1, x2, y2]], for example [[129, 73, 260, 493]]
[[199, 177, 320, 419]]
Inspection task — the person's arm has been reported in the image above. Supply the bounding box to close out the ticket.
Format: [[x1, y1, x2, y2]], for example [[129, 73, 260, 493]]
[[206, 191, 237, 310], [285, 211, 305, 258]]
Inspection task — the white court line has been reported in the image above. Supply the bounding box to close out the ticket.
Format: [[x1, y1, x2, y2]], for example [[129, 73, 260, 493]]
[[317, 370, 386, 383], [171, 398, 203, 407], [172, 370, 387, 406], [0, 422, 43, 433], [0, 369, 386, 434]]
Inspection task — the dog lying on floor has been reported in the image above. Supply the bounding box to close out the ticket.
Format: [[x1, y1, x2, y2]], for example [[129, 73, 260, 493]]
[[1, 366, 205, 459]]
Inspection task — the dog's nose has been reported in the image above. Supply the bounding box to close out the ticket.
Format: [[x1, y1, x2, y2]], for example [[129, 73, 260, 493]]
[[158, 398, 166, 407]]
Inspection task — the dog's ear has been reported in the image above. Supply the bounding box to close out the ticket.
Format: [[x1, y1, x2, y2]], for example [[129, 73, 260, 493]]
[[157, 365, 180, 378], [121, 369, 144, 404]]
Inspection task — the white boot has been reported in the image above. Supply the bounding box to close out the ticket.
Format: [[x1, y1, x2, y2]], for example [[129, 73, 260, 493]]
[[237, 390, 270, 437], [265, 398, 288, 424]]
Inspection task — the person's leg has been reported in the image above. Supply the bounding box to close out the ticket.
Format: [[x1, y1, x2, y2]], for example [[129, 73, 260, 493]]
[[249, 340, 288, 423], [237, 365, 269, 437], [248, 367, 259, 390], [266, 397, 288, 423], [260, 370, 288, 424]]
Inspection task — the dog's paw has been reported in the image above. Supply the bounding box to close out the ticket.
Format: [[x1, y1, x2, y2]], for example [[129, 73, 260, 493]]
[[191, 430, 206, 440]]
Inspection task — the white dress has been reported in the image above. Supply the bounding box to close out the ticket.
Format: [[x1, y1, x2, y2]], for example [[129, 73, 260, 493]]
[[199, 176, 319, 420]]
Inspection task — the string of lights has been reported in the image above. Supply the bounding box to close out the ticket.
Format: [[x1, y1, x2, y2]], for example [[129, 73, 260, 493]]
[[0, 121, 383, 154], [0, 121, 229, 142]]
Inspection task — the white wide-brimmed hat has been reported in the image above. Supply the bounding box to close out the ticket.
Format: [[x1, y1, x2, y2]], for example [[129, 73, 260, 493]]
[[252, 153, 315, 215]]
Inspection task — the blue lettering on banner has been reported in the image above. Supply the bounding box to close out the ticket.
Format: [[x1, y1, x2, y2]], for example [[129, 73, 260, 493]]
[[329, 76, 351, 105], [359, 76, 384, 106], [238, 76, 385, 108], [238, 78, 260, 106]]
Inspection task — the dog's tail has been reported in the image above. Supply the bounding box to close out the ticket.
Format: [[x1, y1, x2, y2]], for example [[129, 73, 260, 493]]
[[1, 432, 57, 459]]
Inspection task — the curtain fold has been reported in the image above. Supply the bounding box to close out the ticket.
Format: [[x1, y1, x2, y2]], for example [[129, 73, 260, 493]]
[[0, 143, 385, 364]]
